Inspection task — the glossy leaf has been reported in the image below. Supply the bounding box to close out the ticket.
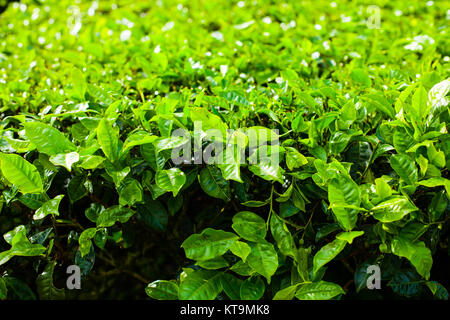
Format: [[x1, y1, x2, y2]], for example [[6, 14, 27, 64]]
[[178, 270, 223, 300], [0, 153, 43, 194], [391, 236, 432, 280], [96, 206, 135, 227], [295, 281, 345, 300], [33, 195, 64, 220], [246, 241, 278, 283], [181, 228, 238, 261], [229, 241, 251, 262], [328, 174, 361, 231], [390, 154, 418, 185], [0, 226, 46, 266], [97, 118, 119, 162], [36, 261, 66, 300], [240, 276, 265, 300], [270, 213, 296, 258], [371, 197, 417, 222], [155, 168, 186, 197], [336, 231, 364, 244], [313, 239, 346, 274], [232, 211, 266, 242], [23, 122, 76, 156], [146, 280, 179, 300], [198, 166, 231, 201]]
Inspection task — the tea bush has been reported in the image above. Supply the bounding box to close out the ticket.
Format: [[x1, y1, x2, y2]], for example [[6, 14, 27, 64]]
[[0, 0, 449, 300]]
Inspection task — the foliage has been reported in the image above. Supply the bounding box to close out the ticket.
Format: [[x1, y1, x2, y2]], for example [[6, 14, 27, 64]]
[[0, 0, 449, 300]]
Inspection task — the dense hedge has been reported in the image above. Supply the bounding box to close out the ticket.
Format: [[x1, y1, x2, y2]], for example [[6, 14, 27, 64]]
[[0, 0, 449, 300]]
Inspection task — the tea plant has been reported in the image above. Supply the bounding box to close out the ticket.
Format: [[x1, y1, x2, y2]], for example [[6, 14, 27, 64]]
[[0, 0, 449, 300]]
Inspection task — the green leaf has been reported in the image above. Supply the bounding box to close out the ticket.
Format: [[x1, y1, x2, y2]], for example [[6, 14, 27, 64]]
[[3, 276, 36, 300], [399, 222, 429, 242], [340, 100, 357, 123], [273, 284, 300, 300], [418, 177, 448, 188], [372, 144, 394, 162], [296, 91, 319, 113], [375, 177, 393, 199], [410, 86, 429, 121], [270, 213, 296, 258], [217, 142, 243, 182], [285, 147, 308, 171], [196, 256, 229, 270], [198, 166, 231, 201], [389, 271, 423, 298], [146, 280, 178, 300], [366, 93, 395, 118], [0, 226, 46, 266], [121, 131, 158, 156], [313, 239, 346, 275], [167, 194, 183, 215], [155, 168, 186, 197], [391, 237, 432, 280], [49, 152, 80, 171], [141, 143, 166, 171], [336, 231, 364, 244], [0, 277, 6, 300], [67, 175, 87, 203], [78, 228, 97, 257], [18, 194, 45, 210], [178, 270, 223, 300], [328, 174, 361, 231], [71, 67, 87, 101], [249, 159, 284, 183], [23, 122, 76, 156], [241, 200, 270, 207], [295, 281, 345, 300], [329, 131, 353, 154], [280, 199, 301, 217], [240, 276, 265, 300], [230, 260, 255, 277], [229, 241, 251, 262], [395, 83, 418, 112], [181, 228, 238, 261], [232, 211, 266, 242], [36, 261, 66, 300], [0, 153, 43, 194], [190, 107, 228, 139], [246, 241, 278, 283], [390, 154, 418, 185], [104, 161, 130, 187], [427, 143, 446, 169], [118, 178, 143, 206], [96, 206, 135, 227], [429, 190, 447, 222], [371, 197, 417, 222], [220, 273, 243, 300], [33, 195, 64, 220], [393, 128, 414, 154], [275, 183, 293, 202], [351, 68, 371, 87], [154, 136, 188, 153], [97, 118, 119, 162], [79, 155, 105, 170], [296, 246, 311, 282], [426, 281, 449, 300]]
